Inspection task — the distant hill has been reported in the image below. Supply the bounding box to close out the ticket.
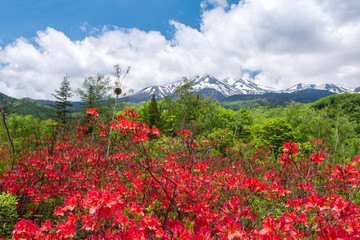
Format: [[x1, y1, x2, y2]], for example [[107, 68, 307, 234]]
[[220, 89, 336, 110], [311, 93, 360, 121], [310, 93, 360, 134], [36, 99, 84, 111], [0, 93, 53, 117]]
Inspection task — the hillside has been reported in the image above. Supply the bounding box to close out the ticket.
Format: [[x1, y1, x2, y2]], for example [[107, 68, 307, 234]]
[[311, 93, 360, 133], [0, 93, 53, 117], [220, 89, 335, 110]]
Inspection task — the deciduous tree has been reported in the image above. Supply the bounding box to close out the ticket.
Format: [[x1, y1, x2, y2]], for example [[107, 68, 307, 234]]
[[252, 118, 294, 155], [76, 73, 112, 117]]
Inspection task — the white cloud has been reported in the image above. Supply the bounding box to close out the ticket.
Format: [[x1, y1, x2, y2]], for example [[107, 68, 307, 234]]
[[201, 0, 229, 9], [1, 0, 360, 100], [80, 22, 88, 32]]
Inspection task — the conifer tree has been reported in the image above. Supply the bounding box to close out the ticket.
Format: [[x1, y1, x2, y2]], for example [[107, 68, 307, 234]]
[[51, 75, 73, 126], [148, 93, 161, 128]]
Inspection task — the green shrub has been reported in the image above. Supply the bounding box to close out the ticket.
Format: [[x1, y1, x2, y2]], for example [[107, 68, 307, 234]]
[[0, 192, 18, 238]]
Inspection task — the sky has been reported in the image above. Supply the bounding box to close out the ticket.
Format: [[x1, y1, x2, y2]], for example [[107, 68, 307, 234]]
[[1, 0, 360, 100]]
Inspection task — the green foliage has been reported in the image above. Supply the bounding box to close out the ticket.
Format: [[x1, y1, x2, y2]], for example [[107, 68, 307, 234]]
[[286, 102, 360, 161], [252, 118, 294, 155], [221, 99, 272, 110], [286, 104, 333, 142], [173, 77, 202, 129], [137, 101, 149, 125], [0, 192, 18, 238], [148, 94, 161, 129], [0, 92, 52, 117], [0, 115, 56, 154], [152, 78, 211, 133], [196, 105, 253, 141], [76, 73, 113, 119], [311, 93, 360, 134], [159, 95, 180, 133], [207, 128, 236, 157], [233, 108, 253, 140], [249, 105, 289, 122], [197, 103, 233, 131]]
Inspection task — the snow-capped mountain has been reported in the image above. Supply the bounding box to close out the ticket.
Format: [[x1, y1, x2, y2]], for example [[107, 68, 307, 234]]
[[129, 75, 359, 102], [129, 81, 181, 102], [222, 77, 276, 94], [129, 75, 274, 102], [285, 83, 355, 94], [191, 75, 241, 97]]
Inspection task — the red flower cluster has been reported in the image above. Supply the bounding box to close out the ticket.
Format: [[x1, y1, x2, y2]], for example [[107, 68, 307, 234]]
[[86, 108, 99, 117]]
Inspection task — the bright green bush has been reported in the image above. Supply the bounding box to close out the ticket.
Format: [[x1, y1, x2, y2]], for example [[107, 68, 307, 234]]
[[0, 192, 18, 238]]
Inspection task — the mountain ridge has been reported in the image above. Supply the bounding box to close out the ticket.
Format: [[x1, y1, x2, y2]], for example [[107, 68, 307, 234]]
[[128, 75, 358, 102], [284, 83, 358, 94]]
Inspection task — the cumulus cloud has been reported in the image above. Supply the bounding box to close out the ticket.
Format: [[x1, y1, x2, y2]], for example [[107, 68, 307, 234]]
[[1, 0, 360, 100]]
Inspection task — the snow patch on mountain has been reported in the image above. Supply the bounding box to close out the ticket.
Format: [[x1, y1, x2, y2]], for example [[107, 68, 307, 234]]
[[222, 77, 276, 94], [191, 75, 241, 96], [285, 83, 355, 94]]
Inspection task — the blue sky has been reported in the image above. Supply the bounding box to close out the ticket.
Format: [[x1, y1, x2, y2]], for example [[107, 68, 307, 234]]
[[0, 0, 238, 45], [1, 0, 360, 99], [0, 0, 206, 45]]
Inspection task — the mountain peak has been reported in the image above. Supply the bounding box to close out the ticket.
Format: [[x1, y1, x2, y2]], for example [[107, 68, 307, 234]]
[[222, 77, 276, 94], [129, 75, 274, 102], [285, 83, 354, 94]]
